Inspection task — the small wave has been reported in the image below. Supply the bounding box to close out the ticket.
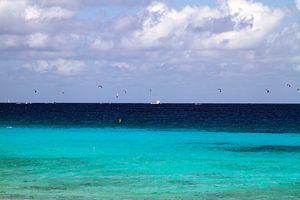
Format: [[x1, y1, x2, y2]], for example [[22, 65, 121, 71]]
[[6, 126, 13, 129]]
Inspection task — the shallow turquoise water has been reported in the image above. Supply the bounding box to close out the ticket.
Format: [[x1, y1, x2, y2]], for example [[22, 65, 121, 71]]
[[0, 127, 300, 199]]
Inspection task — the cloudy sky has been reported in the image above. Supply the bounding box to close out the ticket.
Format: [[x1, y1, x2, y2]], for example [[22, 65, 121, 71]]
[[0, 0, 300, 103]]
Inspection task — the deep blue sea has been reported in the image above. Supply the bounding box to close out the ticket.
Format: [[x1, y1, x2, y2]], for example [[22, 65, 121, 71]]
[[0, 104, 300, 199]]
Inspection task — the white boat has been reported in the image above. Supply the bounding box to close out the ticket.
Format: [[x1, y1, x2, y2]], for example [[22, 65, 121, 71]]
[[151, 100, 161, 105]]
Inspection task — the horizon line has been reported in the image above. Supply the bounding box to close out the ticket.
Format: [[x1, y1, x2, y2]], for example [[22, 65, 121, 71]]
[[1, 102, 300, 105]]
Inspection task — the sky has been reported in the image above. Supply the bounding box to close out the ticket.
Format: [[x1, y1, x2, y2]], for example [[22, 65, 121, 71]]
[[0, 0, 300, 103]]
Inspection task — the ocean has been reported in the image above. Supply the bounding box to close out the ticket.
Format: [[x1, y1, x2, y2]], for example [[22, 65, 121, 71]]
[[0, 103, 300, 199]]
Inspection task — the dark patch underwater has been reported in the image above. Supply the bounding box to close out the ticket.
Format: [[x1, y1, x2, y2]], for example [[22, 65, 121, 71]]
[[226, 145, 300, 153]]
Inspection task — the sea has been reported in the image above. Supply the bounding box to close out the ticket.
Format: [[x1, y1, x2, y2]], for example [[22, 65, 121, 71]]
[[0, 103, 300, 199]]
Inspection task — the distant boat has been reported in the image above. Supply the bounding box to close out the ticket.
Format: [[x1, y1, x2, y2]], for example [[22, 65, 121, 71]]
[[151, 100, 161, 105]]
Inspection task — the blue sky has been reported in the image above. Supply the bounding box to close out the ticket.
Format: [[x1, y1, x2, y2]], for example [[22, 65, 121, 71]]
[[0, 0, 300, 103]]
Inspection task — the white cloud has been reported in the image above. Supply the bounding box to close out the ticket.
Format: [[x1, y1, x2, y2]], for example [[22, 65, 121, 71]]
[[30, 0, 151, 8], [0, 0, 78, 54], [54, 59, 86, 75], [111, 62, 132, 70], [26, 33, 48, 48], [0, 0, 74, 35], [91, 38, 114, 51], [24, 60, 50, 73], [123, 0, 283, 50], [0, 0, 25, 19], [296, 0, 300, 11], [264, 23, 300, 65], [25, 5, 74, 21], [0, 0, 297, 77], [0, 35, 23, 49], [0, 0, 73, 22], [218, 0, 284, 49], [25, 59, 86, 76]]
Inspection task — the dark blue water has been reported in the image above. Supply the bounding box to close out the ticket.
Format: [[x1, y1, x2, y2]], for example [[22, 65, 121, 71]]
[[1, 103, 300, 133]]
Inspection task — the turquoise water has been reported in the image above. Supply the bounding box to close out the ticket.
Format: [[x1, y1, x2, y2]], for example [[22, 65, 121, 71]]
[[1, 127, 300, 199]]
